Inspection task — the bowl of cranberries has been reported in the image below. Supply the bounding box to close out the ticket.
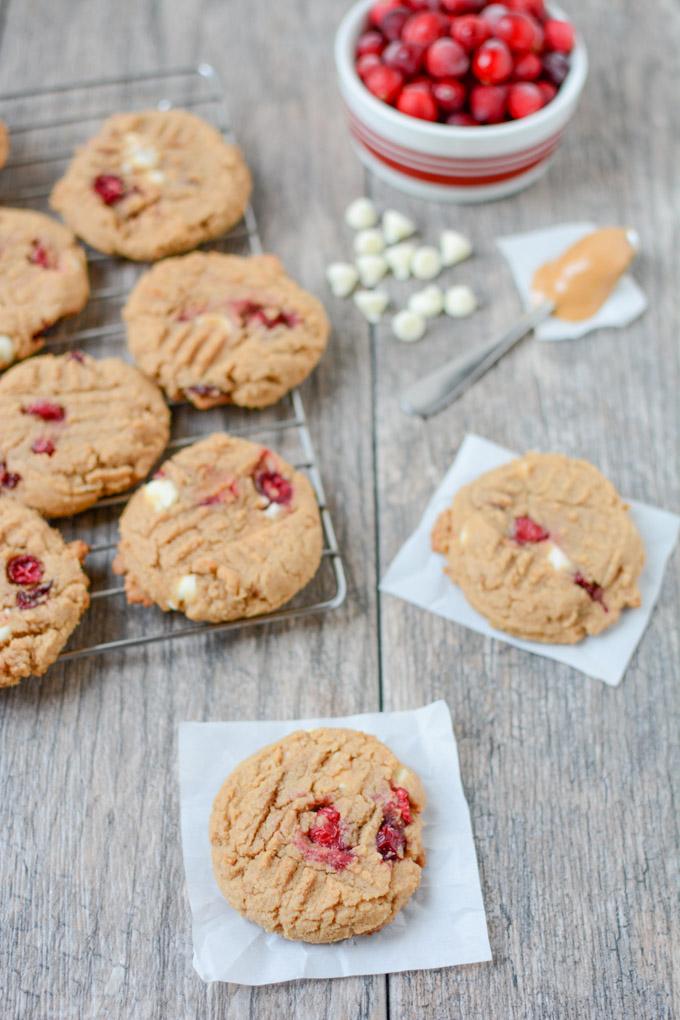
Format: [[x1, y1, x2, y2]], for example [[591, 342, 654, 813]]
[[335, 0, 587, 202]]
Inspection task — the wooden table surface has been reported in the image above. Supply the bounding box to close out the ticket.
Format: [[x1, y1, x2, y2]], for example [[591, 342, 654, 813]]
[[1, 1, 678, 1018]]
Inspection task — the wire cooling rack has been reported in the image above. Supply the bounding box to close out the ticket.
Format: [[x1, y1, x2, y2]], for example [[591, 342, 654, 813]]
[[0, 65, 347, 662]]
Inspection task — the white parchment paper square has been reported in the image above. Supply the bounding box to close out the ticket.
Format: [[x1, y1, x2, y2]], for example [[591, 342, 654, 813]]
[[179, 700, 491, 985], [497, 222, 647, 341], [380, 435, 679, 687]]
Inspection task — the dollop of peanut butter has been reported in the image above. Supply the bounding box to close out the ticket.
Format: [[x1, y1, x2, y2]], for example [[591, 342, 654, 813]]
[[532, 227, 638, 322]]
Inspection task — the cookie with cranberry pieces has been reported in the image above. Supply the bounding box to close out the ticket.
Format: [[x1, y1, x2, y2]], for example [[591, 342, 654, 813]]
[[210, 727, 425, 943], [432, 452, 645, 643], [113, 433, 322, 621], [123, 252, 330, 409], [50, 109, 252, 261], [0, 498, 89, 685], [0, 352, 170, 517], [0, 208, 89, 369]]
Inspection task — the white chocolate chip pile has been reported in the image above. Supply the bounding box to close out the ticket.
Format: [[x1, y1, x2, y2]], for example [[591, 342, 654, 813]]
[[327, 197, 477, 339]]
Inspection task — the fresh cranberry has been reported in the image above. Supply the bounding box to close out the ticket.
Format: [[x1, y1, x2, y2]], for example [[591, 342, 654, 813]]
[[574, 572, 607, 611], [447, 111, 478, 125], [356, 29, 385, 57], [513, 515, 550, 544], [402, 10, 447, 46], [512, 51, 542, 80], [425, 36, 469, 77], [432, 76, 467, 113], [92, 174, 126, 205], [376, 820, 406, 861], [365, 64, 405, 103], [383, 40, 424, 77], [6, 555, 44, 586], [369, 0, 403, 27], [450, 13, 490, 50], [472, 39, 513, 84], [29, 241, 54, 269], [16, 582, 52, 609], [380, 4, 412, 40], [356, 53, 382, 80], [298, 803, 354, 870], [256, 471, 293, 505], [31, 437, 55, 456], [495, 11, 543, 52], [507, 81, 544, 118], [480, 3, 510, 28], [506, 0, 547, 20], [470, 83, 508, 123], [22, 400, 66, 422], [0, 463, 20, 489], [391, 786, 413, 824], [542, 51, 570, 85], [440, 0, 485, 11], [396, 82, 439, 120], [543, 18, 574, 53], [537, 79, 557, 103], [308, 805, 341, 846]]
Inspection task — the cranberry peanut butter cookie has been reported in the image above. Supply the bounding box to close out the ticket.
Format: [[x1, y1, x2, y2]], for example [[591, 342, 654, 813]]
[[0, 208, 89, 369], [432, 452, 645, 644], [124, 252, 330, 409], [0, 352, 170, 518], [113, 433, 322, 621], [50, 109, 251, 261], [0, 498, 89, 686], [210, 728, 425, 943]]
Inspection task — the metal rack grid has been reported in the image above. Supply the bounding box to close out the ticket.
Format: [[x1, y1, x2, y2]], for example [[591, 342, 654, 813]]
[[0, 65, 347, 662]]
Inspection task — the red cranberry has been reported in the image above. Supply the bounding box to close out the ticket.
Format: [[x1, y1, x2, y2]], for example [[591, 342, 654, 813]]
[[383, 40, 424, 77], [472, 39, 513, 84], [506, 0, 547, 20], [92, 174, 126, 205], [365, 64, 404, 103], [357, 53, 382, 80], [470, 83, 508, 123], [6, 555, 44, 586], [513, 515, 549, 544], [22, 400, 66, 422], [543, 18, 574, 53], [542, 51, 570, 85], [507, 81, 544, 118], [356, 29, 385, 57], [402, 10, 447, 46], [380, 5, 412, 40], [29, 241, 54, 269], [425, 37, 469, 77], [574, 572, 607, 610], [254, 454, 294, 506], [513, 51, 542, 80], [16, 582, 52, 609], [308, 805, 341, 846], [447, 111, 478, 125], [31, 437, 55, 456], [376, 820, 406, 861], [391, 786, 413, 824], [67, 350, 86, 363], [369, 0, 403, 27], [0, 463, 20, 489], [480, 3, 510, 28], [432, 76, 467, 113], [496, 11, 543, 52], [537, 79, 557, 103], [396, 82, 439, 120], [440, 0, 485, 11], [450, 14, 491, 50]]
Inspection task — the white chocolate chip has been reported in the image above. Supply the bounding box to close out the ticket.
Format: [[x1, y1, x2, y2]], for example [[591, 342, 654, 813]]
[[444, 284, 478, 318], [353, 289, 389, 324], [411, 246, 442, 281], [0, 624, 11, 644], [143, 478, 178, 512], [383, 209, 416, 245], [0, 335, 15, 368], [345, 197, 378, 230], [173, 574, 198, 607], [353, 228, 385, 256], [459, 525, 469, 546], [547, 544, 574, 572], [263, 502, 284, 518], [356, 253, 388, 288], [440, 229, 473, 267], [392, 309, 426, 343], [409, 285, 444, 318], [326, 262, 359, 298], [146, 169, 165, 185], [384, 242, 416, 281]]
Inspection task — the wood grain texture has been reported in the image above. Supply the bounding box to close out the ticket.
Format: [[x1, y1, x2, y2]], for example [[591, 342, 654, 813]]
[[0, 0, 677, 1018]]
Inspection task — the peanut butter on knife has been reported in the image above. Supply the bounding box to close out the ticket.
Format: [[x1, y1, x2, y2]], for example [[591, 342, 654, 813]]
[[532, 227, 639, 322]]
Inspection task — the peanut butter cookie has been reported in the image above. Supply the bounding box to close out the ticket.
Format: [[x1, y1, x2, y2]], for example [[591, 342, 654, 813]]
[[113, 433, 322, 621], [0, 498, 89, 686], [210, 727, 425, 943], [50, 109, 251, 261], [432, 452, 645, 643], [0, 352, 170, 517], [124, 252, 330, 409], [0, 208, 89, 369]]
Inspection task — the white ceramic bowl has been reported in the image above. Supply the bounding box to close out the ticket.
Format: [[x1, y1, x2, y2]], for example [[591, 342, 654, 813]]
[[335, 0, 588, 203]]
